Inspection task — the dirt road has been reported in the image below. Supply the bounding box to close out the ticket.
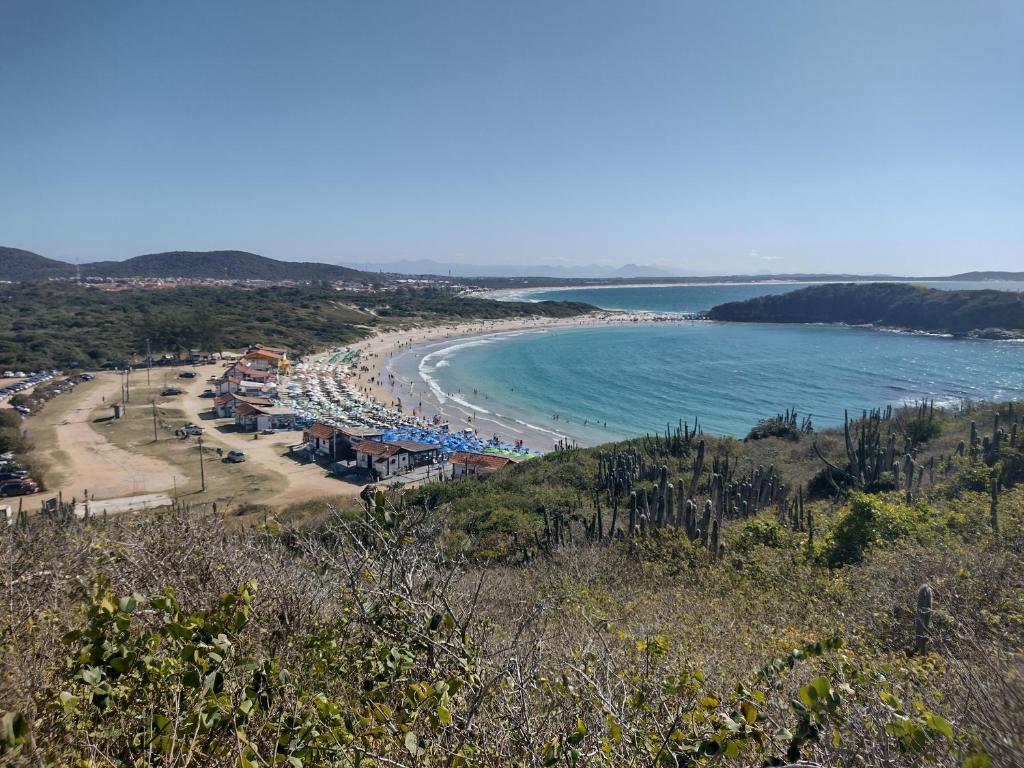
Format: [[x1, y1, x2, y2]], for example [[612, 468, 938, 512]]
[[177, 372, 362, 507], [23, 373, 181, 506]]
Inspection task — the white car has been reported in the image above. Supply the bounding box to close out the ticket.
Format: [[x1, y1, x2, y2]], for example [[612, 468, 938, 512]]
[[225, 450, 246, 463]]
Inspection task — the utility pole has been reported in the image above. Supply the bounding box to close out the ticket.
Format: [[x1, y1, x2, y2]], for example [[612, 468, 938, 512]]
[[146, 338, 152, 385], [151, 400, 158, 442], [197, 432, 207, 491]]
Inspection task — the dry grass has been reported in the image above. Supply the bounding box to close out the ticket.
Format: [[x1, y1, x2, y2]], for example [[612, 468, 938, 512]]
[[88, 382, 287, 506]]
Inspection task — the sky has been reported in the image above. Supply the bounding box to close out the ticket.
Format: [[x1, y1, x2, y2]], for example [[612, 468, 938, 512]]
[[1, 1, 1022, 275]]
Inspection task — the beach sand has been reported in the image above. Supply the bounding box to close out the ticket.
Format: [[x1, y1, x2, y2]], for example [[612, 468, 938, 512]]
[[342, 311, 685, 452]]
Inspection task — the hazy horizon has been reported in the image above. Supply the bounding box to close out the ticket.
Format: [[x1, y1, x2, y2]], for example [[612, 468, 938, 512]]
[[2, 1, 1022, 274]]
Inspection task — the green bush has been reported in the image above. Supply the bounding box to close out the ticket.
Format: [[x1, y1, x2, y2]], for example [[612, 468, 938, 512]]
[[823, 493, 933, 567], [733, 518, 789, 552]]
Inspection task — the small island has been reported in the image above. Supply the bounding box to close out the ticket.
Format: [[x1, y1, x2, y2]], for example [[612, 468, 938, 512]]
[[708, 282, 1024, 338]]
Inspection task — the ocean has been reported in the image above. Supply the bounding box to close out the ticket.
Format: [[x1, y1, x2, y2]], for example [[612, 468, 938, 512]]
[[394, 282, 1024, 448], [498, 280, 1024, 313]]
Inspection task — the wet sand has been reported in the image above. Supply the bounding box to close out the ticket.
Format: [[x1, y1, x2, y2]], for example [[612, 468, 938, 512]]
[[344, 311, 685, 451]]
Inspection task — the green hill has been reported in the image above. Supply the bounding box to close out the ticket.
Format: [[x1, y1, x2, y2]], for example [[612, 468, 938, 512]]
[[0, 246, 75, 281], [0, 283, 594, 370], [80, 249, 373, 281], [709, 282, 1024, 336], [0, 247, 376, 283]]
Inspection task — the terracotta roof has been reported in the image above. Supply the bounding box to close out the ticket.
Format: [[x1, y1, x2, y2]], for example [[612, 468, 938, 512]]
[[449, 452, 514, 471], [214, 393, 233, 407], [231, 364, 272, 379], [234, 401, 264, 416], [306, 422, 337, 440], [354, 440, 402, 458], [244, 349, 284, 361], [234, 394, 274, 406]]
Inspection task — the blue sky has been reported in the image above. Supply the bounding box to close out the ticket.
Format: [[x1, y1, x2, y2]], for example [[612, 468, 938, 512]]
[[1, 1, 1022, 274]]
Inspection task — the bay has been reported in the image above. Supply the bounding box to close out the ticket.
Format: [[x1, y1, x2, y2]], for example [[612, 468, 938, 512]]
[[411, 282, 1024, 446]]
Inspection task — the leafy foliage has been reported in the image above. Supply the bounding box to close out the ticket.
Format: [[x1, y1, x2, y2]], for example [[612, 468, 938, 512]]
[[3, 496, 1012, 766]]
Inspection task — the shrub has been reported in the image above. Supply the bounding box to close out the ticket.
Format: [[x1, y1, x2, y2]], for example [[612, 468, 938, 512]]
[[823, 493, 933, 567], [904, 415, 942, 445], [734, 518, 788, 552]]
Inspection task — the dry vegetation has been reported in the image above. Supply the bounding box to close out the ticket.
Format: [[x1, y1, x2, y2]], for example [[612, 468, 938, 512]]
[[1, 402, 1021, 766]]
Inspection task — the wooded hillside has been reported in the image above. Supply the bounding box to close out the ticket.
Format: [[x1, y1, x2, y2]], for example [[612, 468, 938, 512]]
[[709, 282, 1024, 336]]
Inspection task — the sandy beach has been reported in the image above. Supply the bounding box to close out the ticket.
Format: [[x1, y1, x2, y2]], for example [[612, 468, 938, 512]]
[[343, 310, 688, 451]]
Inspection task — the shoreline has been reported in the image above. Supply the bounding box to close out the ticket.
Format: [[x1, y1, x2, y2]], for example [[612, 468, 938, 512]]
[[474, 278, 967, 302], [342, 311, 687, 452]]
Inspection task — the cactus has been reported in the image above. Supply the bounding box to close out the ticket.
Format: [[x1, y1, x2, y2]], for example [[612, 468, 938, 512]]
[[903, 454, 914, 502], [914, 584, 934, 655], [970, 420, 978, 446], [700, 500, 712, 547], [676, 477, 686, 528], [689, 440, 705, 497], [710, 518, 720, 556], [990, 477, 999, 535]]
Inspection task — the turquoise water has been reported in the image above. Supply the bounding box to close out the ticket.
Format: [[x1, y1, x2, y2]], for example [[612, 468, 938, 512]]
[[508, 281, 1024, 314], [414, 281, 1024, 445], [422, 323, 1024, 444]]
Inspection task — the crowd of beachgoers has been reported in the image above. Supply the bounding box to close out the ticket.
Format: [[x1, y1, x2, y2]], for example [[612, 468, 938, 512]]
[[270, 312, 696, 459], [275, 343, 540, 459]]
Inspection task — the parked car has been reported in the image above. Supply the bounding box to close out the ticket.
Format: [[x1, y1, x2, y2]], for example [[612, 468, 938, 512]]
[[0, 479, 37, 497], [200, 388, 215, 398], [177, 423, 204, 437], [178, 371, 196, 379], [225, 450, 246, 463], [0, 471, 29, 483], [161, 387, 183, 396]]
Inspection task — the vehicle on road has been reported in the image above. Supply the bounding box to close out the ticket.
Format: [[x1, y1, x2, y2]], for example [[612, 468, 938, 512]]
[[225, 450, 246, 463], [0, 479, 37, 497], [161, 387, 183, 396], [178, 371, 196, 379], [176, 423, 205, 437]]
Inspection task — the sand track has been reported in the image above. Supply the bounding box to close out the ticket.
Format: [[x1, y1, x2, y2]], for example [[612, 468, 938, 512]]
[[31, 373, 178, 502]]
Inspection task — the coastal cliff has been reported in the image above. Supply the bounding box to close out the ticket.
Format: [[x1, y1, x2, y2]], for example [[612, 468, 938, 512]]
[[708, 282, 1024, 338]]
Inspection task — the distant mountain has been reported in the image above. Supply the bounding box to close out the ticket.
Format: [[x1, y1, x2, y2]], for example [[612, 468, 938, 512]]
[[608, 263, 678, 278], [80, 250, 372, 282], [349, 258, 680, 279], [0, 247, 75, 281], [0, 247, 375, 282]]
